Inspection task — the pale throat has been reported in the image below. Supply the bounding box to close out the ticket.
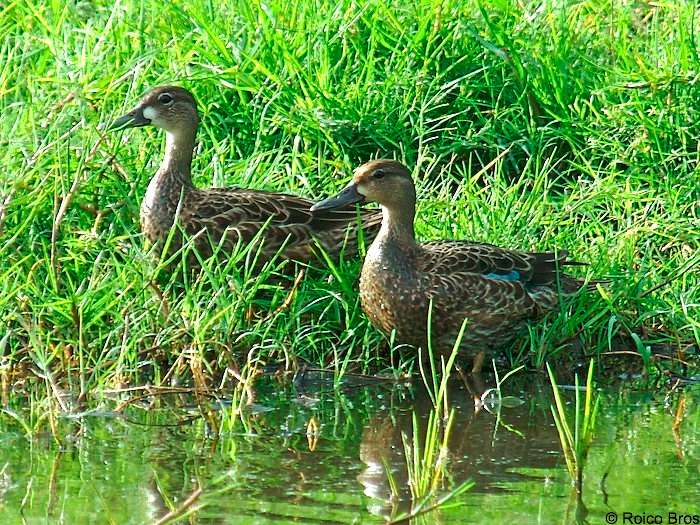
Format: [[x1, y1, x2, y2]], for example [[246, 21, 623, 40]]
[[163, 130, 189, 170], [142, 106, 195, 180], [378, 203, 416, 244], [157, 129, 195, 185]]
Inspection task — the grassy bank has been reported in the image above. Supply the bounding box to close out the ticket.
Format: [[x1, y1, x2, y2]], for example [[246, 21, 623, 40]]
[[1, 0, 698, 403]]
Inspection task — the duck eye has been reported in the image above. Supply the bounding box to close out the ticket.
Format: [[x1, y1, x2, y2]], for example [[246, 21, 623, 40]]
[[373, 169, 385, 179], [158, 93, 173, 105]]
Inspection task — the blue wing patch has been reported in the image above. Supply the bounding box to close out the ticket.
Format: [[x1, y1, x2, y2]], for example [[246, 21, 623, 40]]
[[483, 271, 521, 281]]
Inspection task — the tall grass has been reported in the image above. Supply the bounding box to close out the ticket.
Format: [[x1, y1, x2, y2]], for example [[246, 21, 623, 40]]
[[1, 0, 698, 409]]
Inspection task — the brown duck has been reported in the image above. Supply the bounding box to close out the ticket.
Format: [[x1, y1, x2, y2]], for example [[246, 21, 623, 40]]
[[312, 159, 594, 371], [108, 86, 381, 267]]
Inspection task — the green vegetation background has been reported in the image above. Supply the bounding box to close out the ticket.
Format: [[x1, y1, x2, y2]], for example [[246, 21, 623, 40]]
[[2, 0, 698, 394]]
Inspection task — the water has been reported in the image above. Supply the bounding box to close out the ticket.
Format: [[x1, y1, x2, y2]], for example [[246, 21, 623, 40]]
[[1, 375, 699, 524]]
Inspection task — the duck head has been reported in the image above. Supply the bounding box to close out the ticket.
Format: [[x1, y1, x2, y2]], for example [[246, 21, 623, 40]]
[[311, 159, 415, 213], [108, 86, 199, 134]]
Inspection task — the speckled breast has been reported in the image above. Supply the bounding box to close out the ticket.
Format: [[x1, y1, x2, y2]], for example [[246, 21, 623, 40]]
[[359, 257, 431, 348], [139, 175, 183, 250]]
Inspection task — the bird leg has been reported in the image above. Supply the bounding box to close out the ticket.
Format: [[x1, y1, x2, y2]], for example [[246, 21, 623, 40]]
[[456, 362, 487, 413], [471, 350, 485, 374]]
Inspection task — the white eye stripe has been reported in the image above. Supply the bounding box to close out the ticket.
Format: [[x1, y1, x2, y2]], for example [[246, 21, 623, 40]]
[[143, 106, 156, 120]]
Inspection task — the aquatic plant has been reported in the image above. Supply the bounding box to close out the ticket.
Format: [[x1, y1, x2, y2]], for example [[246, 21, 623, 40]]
[[547, 360, 599, 493], [384, 314, 474, 522]]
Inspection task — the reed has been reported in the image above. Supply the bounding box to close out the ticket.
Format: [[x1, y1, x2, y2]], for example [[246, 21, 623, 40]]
[[547, 360, 600, 493]]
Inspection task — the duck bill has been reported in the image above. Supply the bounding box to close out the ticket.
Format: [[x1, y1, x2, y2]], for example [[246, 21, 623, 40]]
[[107, 107, 150, 131], [311, 182, 365, 212]]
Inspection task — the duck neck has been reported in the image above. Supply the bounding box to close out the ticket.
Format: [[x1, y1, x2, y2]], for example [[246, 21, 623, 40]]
[[157, 128, 195, 189], [378, 201, 416, 248]]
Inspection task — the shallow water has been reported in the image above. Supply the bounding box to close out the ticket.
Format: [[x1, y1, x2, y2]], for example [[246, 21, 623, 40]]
[[1, 375, 699, 524]]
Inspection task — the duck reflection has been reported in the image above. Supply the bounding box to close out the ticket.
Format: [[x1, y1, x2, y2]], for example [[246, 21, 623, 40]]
[[357, 378, 562, 519]]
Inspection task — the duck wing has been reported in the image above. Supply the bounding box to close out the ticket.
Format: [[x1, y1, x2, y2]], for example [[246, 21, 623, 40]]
[[180, 187, 381, 259], [419, 269, 542, 347], [419, 240, 583, 288]]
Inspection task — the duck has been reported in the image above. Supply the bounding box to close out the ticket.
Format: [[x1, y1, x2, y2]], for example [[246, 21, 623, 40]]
[[311, 159, 594, 372], [108, 86, 382, 268]]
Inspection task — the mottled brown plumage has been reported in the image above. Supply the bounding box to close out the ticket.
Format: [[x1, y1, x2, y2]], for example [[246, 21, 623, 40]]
[[109, 86, 381, 268], [312, 159, 594, 365]]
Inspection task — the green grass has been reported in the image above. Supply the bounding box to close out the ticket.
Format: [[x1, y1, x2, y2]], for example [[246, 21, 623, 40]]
[[1, 0, 699, 407]]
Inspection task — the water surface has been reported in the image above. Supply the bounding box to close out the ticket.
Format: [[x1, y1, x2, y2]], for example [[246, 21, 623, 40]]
[[1, 375, 698, 524]]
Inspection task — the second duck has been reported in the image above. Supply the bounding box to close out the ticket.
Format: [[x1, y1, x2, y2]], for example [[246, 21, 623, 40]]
[[109, 86, 381, 269]]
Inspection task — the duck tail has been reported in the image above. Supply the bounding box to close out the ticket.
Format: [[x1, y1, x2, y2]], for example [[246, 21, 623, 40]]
[[529, 250, 608, 293], [529, 250, 581, 285]]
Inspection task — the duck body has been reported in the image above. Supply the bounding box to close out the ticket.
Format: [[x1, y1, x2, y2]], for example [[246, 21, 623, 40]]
[[140, 172, 379, 264], [110, 86, 381, 268], [312, 159, 590, 359], [360, 237, 579, 356]]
